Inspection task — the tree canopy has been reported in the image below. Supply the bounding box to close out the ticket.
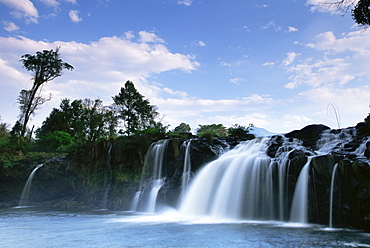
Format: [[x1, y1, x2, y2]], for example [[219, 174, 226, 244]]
[[18, 47, 73, 138], [113, 81, 159, 135]]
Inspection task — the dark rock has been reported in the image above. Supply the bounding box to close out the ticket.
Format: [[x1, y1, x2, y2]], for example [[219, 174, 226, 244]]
[[285, 124, 330, 149]]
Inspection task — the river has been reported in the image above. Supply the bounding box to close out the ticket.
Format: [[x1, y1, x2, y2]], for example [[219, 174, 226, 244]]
[[1, 207, 369, 248]]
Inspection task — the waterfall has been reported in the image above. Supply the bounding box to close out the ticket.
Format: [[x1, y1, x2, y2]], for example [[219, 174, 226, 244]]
[[18, 164, 43, 207], [180, 139, 192, 198], [179, 138, 278, 220], [329, 163, 338, 228], [317, 129, 354, 153], [132, 139, 169, 212], [178, 136, 315, 222], [289, 157, 312, 223]]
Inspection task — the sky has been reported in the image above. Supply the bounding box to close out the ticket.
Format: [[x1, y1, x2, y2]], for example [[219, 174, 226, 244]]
[[0, 0, 369, 134]]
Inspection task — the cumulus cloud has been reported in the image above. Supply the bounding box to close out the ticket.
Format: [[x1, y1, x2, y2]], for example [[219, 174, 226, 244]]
[[40, 0, 60, 7], [288, 26, 298, 32], [0, 0, 39, 23], [2, 21, 19, 32], [0, 33, 199, 127], [178, 0, 192, 6], [282, 52, 299, 66], [69, 9, 82, 22], [285, 29, 370, 89], [138, 31, 164, 43]]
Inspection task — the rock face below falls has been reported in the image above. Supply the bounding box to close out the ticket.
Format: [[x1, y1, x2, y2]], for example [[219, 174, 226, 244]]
[[0, 121, 369, 232]]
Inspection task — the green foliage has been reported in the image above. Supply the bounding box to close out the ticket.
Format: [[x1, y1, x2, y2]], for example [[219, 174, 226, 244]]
[[113, 81, 159, 135], [0, 120, 9, 150], [39, 131, 74, 152], [18, 47, 73, 138], [227, 123, 255, 139], [196, 124, 227, 137], [173, 123, 191, 134], [36, 98, 118, 151], [352, 0, 370, 26], [199, 131, 214, 142]]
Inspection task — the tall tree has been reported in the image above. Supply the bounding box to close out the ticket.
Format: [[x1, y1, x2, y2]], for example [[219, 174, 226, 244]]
[[18, 47, 73, 137], [112, 81, 158, 135], [323, 0, 370, 26]]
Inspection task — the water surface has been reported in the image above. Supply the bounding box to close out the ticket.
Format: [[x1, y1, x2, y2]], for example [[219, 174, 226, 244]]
[[1, 208, 369, 248]]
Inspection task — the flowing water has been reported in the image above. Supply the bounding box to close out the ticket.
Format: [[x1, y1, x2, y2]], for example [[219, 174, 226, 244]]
[[1, 208, 369, 248], [18, 164, 43, 207]]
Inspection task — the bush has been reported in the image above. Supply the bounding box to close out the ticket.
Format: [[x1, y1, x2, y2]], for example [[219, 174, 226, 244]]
[[38, 131, 74, 152]]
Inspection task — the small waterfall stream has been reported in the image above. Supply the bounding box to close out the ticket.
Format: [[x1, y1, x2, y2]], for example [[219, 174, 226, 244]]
[[329, 163, 338, 228], [289, 158, 312, 223], [18, 164, 43, 207], [180, 139, 192, 199], [131, 139, 169, 212]]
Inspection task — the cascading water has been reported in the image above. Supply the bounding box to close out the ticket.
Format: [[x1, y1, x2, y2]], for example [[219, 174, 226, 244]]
[[18, 164, 43, 207], [180, 139, 192, 199], [329, 163, 338, 228], [131, 139, 169, 212], [179, 137, 309, 221], [289, 158, 312, 223], [133, 125, 367, 226]]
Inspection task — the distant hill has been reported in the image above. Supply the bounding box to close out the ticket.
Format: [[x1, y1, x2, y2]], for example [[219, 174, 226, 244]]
[[249, 127, 277, 137]]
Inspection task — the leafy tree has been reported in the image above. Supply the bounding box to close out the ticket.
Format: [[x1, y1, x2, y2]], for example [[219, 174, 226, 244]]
[[18, 47, 73, 137], [323, 0, 370, 26], [112, 81, 159, 135], [0, 117, 9, 149], [228, 123, 255, 139], [196, 124, 227, 137], [173, 123, 191, 134], [36, 98, 118, 150]]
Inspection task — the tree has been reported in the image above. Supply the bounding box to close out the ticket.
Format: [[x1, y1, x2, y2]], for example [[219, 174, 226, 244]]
[[352, 0, 370, 26], [196, 124, 227, 137], [18, 47, 73, 137], [227, 123, 255, 139], [112, 81, 159, 135], [323, 0, 370, 26], [36, 98, 117, 149], [173, 123, 191, 133]]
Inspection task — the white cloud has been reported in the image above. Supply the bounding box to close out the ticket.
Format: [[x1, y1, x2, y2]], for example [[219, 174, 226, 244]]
[[196, 40, 206, 47], [64, 0, 77, 4], [138, 31, 164, 43], [230, 77, 246, 86], [178, 0, 192, 6], [282, 52, 299, 66], [0, 0, 39, 23], [263, 61, 275, 67], [260, 21, 282, 32], [40, 0, 60, 7], [69, 9, 82, 22], [0, 34, 199, 128], [288, 26, 298, 32], [2, 21, 19, 32], [306, 0, 359, 14], [286, 29, 370, 89]]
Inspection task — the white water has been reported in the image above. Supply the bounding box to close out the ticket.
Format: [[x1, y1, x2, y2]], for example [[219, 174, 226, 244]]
[[181, 139, 192, 198], [132, 139, 169, 212], [329, 163, 338, 228], [179, 138, 274, 219], [289, 158, 312, 223], [133, 128, 365, 225], [18, 164, 43, 206]]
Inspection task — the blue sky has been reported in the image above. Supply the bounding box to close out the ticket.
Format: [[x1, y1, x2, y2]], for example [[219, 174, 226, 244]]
[[0, 0, 369, 134]]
